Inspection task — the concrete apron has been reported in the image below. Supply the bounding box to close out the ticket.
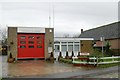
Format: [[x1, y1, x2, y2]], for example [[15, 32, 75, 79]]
[[2, 56, 118, 78], [2, 56, 97, 78]]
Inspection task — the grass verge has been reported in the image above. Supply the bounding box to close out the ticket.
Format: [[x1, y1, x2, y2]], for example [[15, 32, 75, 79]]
[[97, 62, 120, 68]]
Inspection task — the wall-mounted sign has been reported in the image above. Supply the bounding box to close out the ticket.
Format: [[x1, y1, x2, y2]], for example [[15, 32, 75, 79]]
[[48, 47, 52, 53], [80, 53, 90, 56], [17, 27, 45, 33]]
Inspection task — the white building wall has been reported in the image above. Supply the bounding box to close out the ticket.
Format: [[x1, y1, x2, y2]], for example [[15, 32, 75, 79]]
[[54, 37, 93, 58]]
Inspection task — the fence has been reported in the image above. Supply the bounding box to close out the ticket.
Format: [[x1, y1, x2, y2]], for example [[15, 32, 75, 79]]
[[72, 56, 120, 65]]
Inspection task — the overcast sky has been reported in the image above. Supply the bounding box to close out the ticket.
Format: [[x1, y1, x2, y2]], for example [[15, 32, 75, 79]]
[[0, 0, 119, 38]]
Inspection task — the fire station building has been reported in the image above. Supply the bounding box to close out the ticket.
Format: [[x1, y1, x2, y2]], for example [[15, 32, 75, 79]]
[[7, 27, 54, 60]]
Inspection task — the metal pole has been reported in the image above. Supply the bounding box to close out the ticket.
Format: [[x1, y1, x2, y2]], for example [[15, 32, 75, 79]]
[[102, 37, 104, 57], [49, 0, 51, 28]]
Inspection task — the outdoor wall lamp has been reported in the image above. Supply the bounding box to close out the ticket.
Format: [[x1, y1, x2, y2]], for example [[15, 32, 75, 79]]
[[10, 41, 14, 45], [49, 40, 52, 47]]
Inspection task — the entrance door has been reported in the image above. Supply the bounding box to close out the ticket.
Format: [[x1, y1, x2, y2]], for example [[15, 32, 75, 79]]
[[54, 45, 60, 58], [17, 33, 44, 59]]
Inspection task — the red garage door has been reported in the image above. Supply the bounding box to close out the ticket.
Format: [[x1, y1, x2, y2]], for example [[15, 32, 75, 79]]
[[17, 33, 45, 59]]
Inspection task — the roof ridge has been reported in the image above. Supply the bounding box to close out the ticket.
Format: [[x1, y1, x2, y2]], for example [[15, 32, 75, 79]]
[[83, 21, 119, 33]]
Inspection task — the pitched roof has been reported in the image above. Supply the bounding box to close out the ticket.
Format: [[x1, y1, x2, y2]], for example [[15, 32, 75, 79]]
[[79, 21, 120, 40]]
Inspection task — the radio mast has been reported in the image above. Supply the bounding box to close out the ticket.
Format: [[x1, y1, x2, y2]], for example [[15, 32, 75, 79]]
[[49, 0, 54, 28], [49, 0, 51, 28]]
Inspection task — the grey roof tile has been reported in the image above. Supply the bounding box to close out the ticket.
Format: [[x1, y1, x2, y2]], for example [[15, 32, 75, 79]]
[[80, 21, 120, 40]]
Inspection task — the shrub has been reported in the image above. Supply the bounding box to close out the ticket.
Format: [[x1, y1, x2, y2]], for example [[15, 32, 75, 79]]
[[77, 52, 80, 57], [65, 51, 69, 59], [90, 48, 109, 57], [58, 52, 63, 61]]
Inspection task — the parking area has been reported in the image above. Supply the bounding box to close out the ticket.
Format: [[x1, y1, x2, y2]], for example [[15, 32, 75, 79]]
[[2, 56, 94, 78]]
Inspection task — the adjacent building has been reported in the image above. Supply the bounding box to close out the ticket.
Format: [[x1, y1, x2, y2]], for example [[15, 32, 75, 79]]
[[80, 21, 120, 53], [54, 37, 93, 58]]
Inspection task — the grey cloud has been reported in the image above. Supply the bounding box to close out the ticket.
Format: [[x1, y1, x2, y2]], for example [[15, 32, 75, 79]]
[[0, 1, 118, 37]]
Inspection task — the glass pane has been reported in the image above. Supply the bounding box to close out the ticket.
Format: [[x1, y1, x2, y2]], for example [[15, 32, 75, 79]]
[[55, 45, 60, 52], [37, 36, 42, 39], [68, 45, 73, 51], [20, 46, 26, 48], [20, 41, 26, 44], [61, 42, 67, 44], [68, 42, 73, 44], [37, 45, 42, 48], [68, 42, 73, 45], [54, 42, 60, 44], [29, 46, 34, 48], [28, 36, 34, 39], [20, 36, 26, 39], [61, 45, 67, 51], [28, 41, 34, 44], [74, 42, 79, 44], [74, 45, 79, 51], [37, 41, 41, 44]]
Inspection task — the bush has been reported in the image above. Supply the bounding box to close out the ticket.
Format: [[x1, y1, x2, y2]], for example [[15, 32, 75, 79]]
[[59, 58, 72, 64], [77, 52, 80, 57], [58, 52, 63, 61], [65, 51, 69, 59], [90, 48, 110, 57], [108, 49, 120, 56]]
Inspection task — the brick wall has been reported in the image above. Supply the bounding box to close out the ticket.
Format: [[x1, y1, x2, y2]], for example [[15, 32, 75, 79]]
[[80, 40, 93, 53], [8, 27, 17, 58], [45, 28, 54, 59]]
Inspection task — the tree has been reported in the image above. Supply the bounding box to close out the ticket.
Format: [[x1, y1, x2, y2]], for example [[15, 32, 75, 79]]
[[105, 41, 111, 53], [63, 34, 70, 38], [1, 27, 7, 46], [72, 33, 80, 38]]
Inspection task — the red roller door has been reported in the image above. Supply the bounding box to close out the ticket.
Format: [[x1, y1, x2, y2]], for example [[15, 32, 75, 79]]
[[17, 33, 45, 59]]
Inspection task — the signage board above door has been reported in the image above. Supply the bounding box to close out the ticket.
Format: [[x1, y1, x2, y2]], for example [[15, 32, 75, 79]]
[[17, 27, 45, 33]]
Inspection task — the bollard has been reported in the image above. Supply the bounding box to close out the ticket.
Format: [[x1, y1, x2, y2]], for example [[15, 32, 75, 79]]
[[50, 52, 54, 63], [7, 52, 15, 63]]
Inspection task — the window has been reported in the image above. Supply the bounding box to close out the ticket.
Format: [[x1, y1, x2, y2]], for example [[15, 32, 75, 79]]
[[55, 45, 60, 52], [68, 42, 73, 45], [74, 45, 79, 51], [74, 42, 79, 44], [61, 42, 67, 44], [68, 42, 73, 44], [68, 45, 73, 51], [28, 36, 34, 39], [37, 45, 42, 48], [61, 45, 67, 51], [37, 41, 41, 44], [20, 36, 26, 39], [37, 36, 42, 39], [20, 46, 26, 48], [28, 41, 34, 44], [54, 42, 60, 44], [61, 42, 67, 45], [29, 46, 34, 48], [20, 41, 26, 44]]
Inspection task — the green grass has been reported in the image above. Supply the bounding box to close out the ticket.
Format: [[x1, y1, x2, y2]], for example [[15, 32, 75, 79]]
[[59, 58, 72, 64], [74, 57, 120, 62], [59, 57, 120, 68], [74, 59, 88, 62], [114, 58, 120, 61]]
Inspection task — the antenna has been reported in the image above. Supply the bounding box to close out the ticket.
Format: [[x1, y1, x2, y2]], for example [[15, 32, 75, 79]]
[[49, 0, 51, 28], [49, 1, 55, 28], [52, 3, 54, 28]]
